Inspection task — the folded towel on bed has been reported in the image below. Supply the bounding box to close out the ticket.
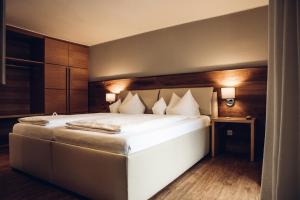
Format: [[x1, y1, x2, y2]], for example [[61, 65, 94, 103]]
[[65, 114, 188, 134], [17, 113, 117, 127], [18, 113, 65, 126], [66, 122, 121, 133]]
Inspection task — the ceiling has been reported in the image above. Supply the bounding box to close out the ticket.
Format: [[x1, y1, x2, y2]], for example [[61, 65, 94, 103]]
[[6, 0, 268, 46]]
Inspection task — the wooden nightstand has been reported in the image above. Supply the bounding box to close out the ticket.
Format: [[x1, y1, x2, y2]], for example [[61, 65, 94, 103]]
[[211, 117, 256, 162]]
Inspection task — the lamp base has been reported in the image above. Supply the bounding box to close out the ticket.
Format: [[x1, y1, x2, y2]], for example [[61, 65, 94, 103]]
[[226, 99, 235, 107]]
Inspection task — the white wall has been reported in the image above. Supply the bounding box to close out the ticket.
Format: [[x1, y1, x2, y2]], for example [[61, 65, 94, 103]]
[[89, 6, 268, 81]]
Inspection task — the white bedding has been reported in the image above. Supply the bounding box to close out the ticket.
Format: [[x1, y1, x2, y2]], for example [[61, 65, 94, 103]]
[[13, 113, 117, 139], [66, 114, 187, 133], [12, 113, 210, 155]]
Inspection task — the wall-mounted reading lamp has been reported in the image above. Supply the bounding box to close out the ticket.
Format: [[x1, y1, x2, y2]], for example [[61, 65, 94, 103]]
[[221, 87, 235, 107], [106, 93, 116, 103]]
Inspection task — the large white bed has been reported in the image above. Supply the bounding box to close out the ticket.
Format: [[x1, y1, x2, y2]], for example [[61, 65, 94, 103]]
[[9, 87, 217, 200]]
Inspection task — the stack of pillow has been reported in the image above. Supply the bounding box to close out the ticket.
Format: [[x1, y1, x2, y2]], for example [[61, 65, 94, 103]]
[[109, 90, 200, 116], [109, 92, 146, 114]]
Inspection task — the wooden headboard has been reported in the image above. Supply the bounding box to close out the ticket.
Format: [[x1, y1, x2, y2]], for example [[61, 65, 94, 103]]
[[89, 66, 267, 157], [89, 67, 267, 116]]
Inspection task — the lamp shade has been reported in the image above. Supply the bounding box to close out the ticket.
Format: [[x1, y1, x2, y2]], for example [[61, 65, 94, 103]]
[[221, 88, 235, 99], [106, 93, 116, 102]]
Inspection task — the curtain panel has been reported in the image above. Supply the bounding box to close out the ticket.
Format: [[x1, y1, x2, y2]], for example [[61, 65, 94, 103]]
[[261, 0, 300, 199]]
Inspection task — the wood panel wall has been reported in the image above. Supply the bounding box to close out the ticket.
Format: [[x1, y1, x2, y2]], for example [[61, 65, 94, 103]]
[[0, 67, 31, 115], [89, 66, 268, 157]]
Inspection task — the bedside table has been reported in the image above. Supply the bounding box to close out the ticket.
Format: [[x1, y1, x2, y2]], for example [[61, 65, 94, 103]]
[[211, 117, 256, 162]]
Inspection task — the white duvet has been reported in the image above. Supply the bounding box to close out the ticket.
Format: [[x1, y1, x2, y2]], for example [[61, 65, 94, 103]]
[[66, 114, 187, 133], [13, 113, 210, 155], [13, 113, 117, 140], [17, 113, 113, 127]]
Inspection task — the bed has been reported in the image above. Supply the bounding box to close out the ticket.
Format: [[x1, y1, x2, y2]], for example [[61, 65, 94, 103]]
[[9, 87, 218, 200]]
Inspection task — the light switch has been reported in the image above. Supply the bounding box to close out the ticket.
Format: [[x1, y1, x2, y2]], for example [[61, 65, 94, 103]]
[[226, 130, 233, 136]]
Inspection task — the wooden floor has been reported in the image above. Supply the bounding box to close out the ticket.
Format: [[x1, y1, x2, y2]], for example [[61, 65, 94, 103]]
[[0, 148, 261, 200]]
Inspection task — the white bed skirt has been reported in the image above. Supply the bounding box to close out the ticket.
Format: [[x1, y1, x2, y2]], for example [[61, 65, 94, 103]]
[[9, 126, 210, 200]]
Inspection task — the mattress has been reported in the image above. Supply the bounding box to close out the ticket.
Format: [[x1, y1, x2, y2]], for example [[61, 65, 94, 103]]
[[12, 113, 210, 155]]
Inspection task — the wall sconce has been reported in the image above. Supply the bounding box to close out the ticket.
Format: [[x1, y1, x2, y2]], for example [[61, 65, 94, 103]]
[[221, 87, 235, 107], [106, 93, 116, 103]]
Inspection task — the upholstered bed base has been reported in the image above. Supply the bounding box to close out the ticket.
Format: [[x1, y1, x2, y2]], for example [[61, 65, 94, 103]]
[[9, 127, 209, 200]]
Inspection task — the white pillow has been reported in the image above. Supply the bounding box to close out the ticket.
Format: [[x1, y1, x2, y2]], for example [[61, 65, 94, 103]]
[[152, 97, 167, 115], [122, 92, 133, 104], [109, 99, 121, 113], [166, 93, 181, 115], [119, 94, 146, 114], [167, 90, 200, 116]]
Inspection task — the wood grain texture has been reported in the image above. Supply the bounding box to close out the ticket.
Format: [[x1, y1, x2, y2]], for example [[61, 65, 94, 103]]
[[0, 67, 31, 115], [70, 67, 88, 90], [0, 27, 45, 147], [45, 89, 67, 114], [89, 67, 267, 157], [212, 117, 256, 123], [68, 44, 88, 68], [0, 148, 261, 200], [152, 155, 261, 200], [0, 27, 90, 147], [6, 27, 45, 63], [44, 41, 89, 115], [45, 64, 67, 89], [4, 27, 45, 115], [212, 117, 256, 162], [70, 90, 88, 114], [45, 38, 68, 66]]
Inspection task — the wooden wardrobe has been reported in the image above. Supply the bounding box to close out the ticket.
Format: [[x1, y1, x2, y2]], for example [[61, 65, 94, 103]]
[[44, 38, 88, 114], [0, 26, 89, 147]]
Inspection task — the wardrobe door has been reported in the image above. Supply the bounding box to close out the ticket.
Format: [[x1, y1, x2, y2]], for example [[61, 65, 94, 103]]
[[69, 44, 88, 68], [45, 64, 67, 89], [70, 90, 88, 114], [70, 67, 88, 90], [45, 89, 66, 114], [69, 67, 88, 114], [45, 38, 68, 66]]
